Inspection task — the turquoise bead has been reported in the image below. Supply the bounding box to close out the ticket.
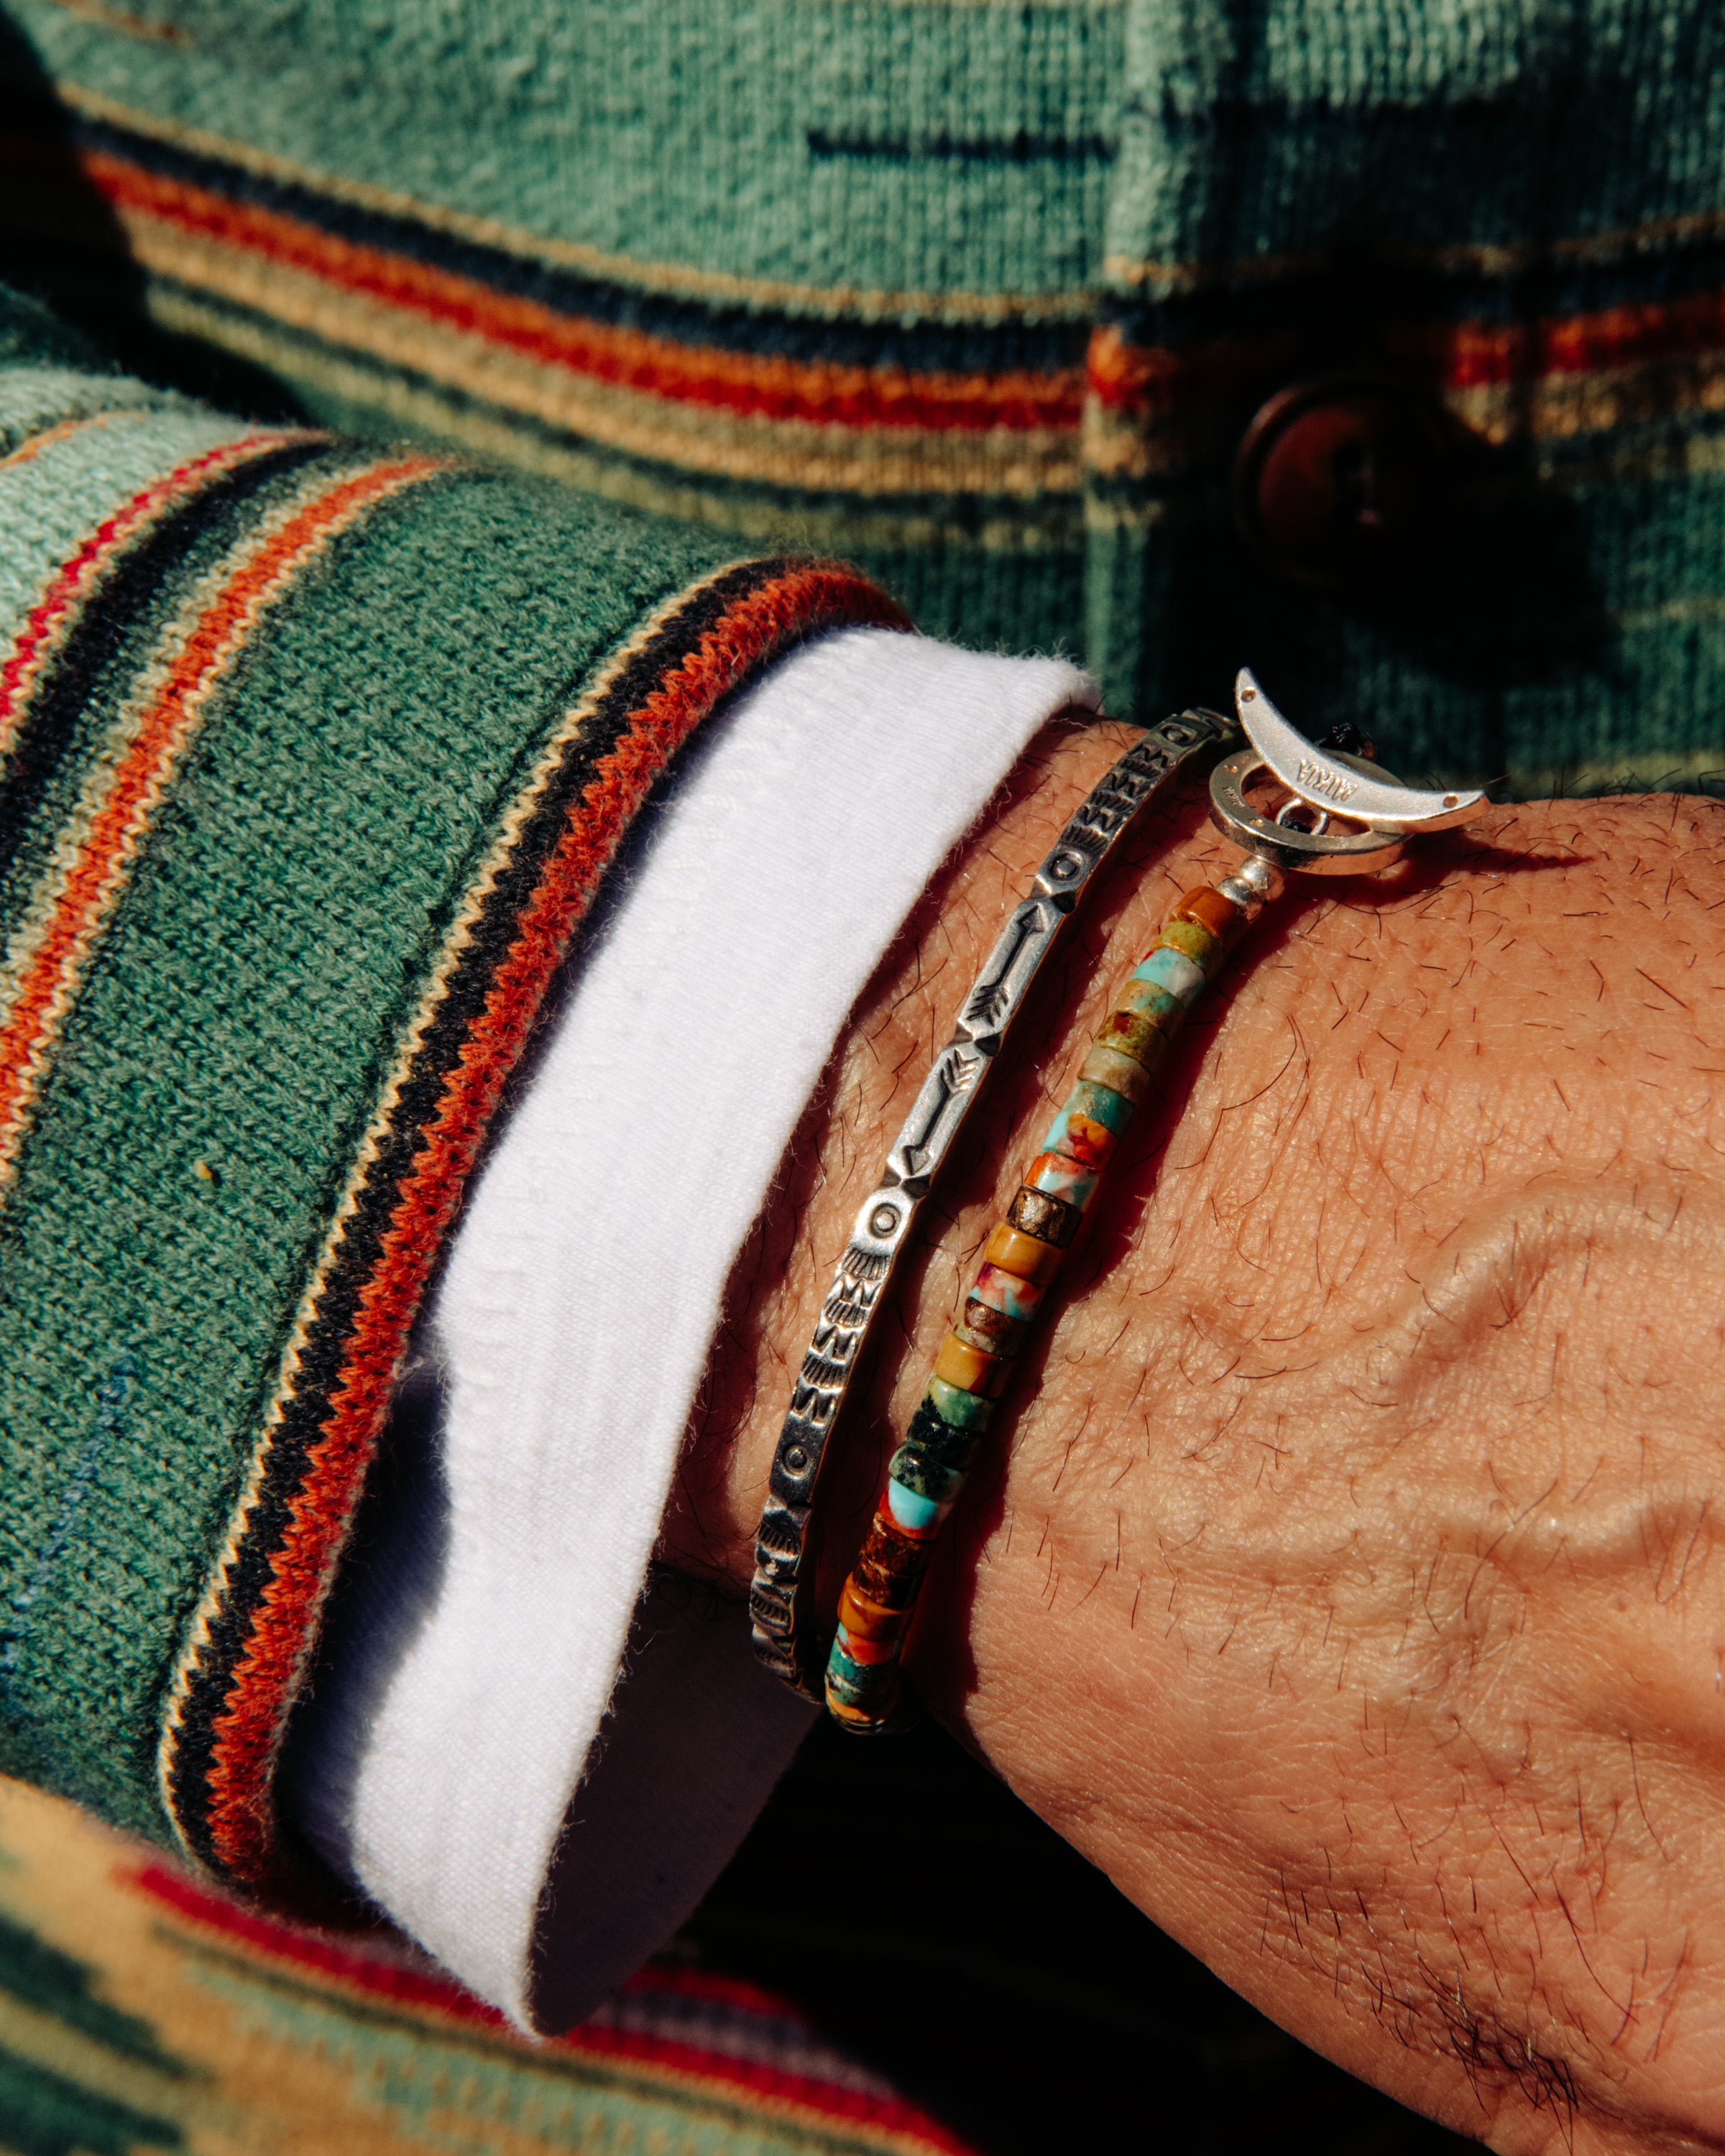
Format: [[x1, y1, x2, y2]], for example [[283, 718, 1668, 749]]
[[1027, 1151, 1099, 1210], [1068, 1077, 1134, 1134], [886, 1478, 944, 1533], [972, 1262, 1042, 1322], [1131, 945, 1205, 1006], [826, 1640, 890, 1708]]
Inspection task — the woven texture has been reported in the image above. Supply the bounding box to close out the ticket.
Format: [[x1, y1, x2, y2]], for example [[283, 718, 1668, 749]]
[[4, 0, 1724, 788], [0, 285, 903, 1892], [0, 1772, 986, 2156], [0, 1734, 1473, 2155]]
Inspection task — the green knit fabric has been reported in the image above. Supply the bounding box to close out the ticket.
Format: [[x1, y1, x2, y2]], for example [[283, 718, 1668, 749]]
[[0, 0, 1721, 1905], [0, 291, 902, 1871], [4, 0, 1722, 789], [1091, 0, 1725, 780], [1, 465, 710, 1828]]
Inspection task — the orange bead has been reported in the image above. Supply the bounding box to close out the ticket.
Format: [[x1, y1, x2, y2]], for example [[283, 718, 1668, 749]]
[[834, 1623, 896, 1664], [984, 1221, 1065, 1285], [934, 1331, 1011, 1399], [827, 1688, 888, 1731], [1171, 885, 1245, 939], [839, 1578, 908, 1644]]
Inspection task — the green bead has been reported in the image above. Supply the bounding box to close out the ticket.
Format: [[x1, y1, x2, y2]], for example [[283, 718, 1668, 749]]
[[1068, 1077, 1134, 1135], [926, 1376, 994, 1430], [1156, 916, 1220, 968]]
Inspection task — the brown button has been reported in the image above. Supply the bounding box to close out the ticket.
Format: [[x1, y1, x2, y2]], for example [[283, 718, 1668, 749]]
[[1233, 372, 1453, 589]]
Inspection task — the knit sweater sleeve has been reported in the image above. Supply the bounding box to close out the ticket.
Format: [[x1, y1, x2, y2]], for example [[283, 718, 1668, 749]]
[[0, 281, 901, 1899], [281, 623, 1098, 2029]]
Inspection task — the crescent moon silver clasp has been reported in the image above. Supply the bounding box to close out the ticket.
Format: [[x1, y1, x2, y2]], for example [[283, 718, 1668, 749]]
[[1209, 668, 1486, 876]]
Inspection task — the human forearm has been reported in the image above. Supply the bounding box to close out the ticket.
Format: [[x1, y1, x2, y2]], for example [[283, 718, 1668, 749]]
[[673, 740, 1725, 2153]]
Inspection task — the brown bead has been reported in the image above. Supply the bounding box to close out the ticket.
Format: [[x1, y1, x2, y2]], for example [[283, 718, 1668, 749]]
[[960, 1296, 1026, 1356], [852, 1513, 933, 1608], [934, 1331, 1011, 1397], [838, 1577, 909, 1644], [1233, 370, 1453, 590], [1006, 1184, 1080, 1248], [984, 1222, 1065, 1285], [1171, 885, 1243, 939]]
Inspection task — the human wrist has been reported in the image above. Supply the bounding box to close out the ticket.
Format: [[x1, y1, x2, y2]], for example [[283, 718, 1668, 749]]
[[676, 765, 1725, 2150], [661, 706, 1150, 1597], [910, 793, 1725, 2151]]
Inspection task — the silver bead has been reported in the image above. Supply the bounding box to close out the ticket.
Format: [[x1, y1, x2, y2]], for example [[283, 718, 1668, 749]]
[[1216, 853, 1287, 917]]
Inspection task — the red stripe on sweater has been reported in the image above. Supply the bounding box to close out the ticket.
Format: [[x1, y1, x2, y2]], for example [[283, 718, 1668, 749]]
[[130, 1858, 975, 2150], [0, 426, 314, 754], [196, 566, 907, 1890], [1386, 285, 1725, 389], [1087, 285, 1725, 416], [80, 150, 1083, 436], [0, 456, 443, 1185]]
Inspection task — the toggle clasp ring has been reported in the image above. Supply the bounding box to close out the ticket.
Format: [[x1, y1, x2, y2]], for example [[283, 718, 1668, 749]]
[[1209, 669, 1486, 877]]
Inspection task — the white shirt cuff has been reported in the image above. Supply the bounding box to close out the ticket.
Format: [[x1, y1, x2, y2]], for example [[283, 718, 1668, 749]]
[[284, 626, 1098, 2027]]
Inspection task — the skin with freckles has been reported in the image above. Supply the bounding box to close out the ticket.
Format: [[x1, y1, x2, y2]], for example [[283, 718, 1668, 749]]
[[662, 714, 1725, 2156]]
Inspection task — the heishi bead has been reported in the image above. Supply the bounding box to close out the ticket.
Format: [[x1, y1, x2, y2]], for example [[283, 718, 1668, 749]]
[[1077, 1044, 1154, 1108], [957, 1298, 1026, 1355], [1039, 1103, 1117, 1172], [933, 1331, 1011, 1397], [1113, 977, 1182, 1024], [1024, 1149, 1099, 1211], [838, 1577, 909, 1644], [983, 1221, 1065, 1284], [832, 1621, 896, 1665], [971, 1261, 1044, 1322], [828, 1692, 891, 1731], [1007, 1184, 1080, 1246], [1172, 884, 1246, 941], [827, 1638, 896, 1716], [885, 1476, 947, 1535], [926, 1374, 996, 1428], [905, 1398, 983, 1468], [1154, 916, 1221, 969], [1131, 944, 1205, 1006], [888, 1440, 967, 1507], [1067, 1077, 1134, 1135], [1097, 1008, 1174, 1072], [852, 1513, 932, 1606]]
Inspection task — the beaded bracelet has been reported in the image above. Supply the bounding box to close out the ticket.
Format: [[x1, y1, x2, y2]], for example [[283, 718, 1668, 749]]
[[823, 669, 1484, 1732], [749, 704, 1236, 1698]]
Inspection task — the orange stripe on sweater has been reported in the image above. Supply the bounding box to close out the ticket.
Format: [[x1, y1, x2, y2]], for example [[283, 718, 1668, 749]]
[[0, 425, 316, 757], [1087, 286, 1725, 416], [0, 455, 443, 1188], [80, 150, 1083, 436], [198, 566, 906, 1885], [1386, 285, 1725, 390]]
